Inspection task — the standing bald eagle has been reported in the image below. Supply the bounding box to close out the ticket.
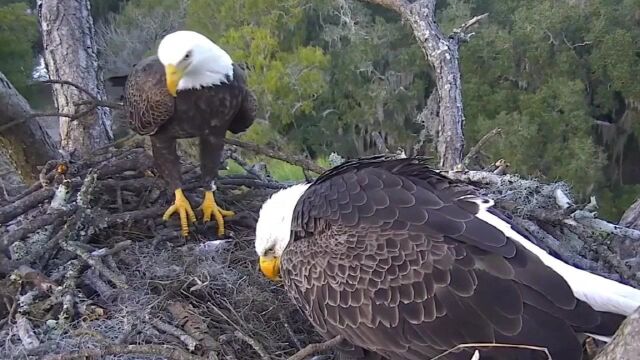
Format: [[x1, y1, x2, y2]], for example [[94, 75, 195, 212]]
[[255, 155, 640, 360], [111, 30, 256, 237]]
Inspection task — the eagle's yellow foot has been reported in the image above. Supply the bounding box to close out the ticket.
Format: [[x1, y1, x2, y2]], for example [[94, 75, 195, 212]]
[[200, 190, 234, 237], [163, 188, 197, 237]]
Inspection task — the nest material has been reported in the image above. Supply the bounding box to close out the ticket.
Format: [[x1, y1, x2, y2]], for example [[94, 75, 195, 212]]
[[0, 145, 639, 360], [0, 145, 320, 360]]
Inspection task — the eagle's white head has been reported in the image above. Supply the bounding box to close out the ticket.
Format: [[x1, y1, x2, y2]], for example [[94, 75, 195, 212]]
[[157, 30, 234, 96], [254, 183, 310, 280]]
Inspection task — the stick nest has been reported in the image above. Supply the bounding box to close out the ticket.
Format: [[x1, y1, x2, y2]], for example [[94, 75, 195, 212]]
[[0, 145, 319, 360], [0, 146, 638, 360]]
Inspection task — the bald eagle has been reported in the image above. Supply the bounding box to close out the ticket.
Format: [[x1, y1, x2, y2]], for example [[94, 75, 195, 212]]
[[110, 31, 256, 237], [255, 155, 640, 360]]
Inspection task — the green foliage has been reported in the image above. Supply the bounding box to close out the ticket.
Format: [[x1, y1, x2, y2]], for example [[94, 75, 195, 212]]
[[459, 0, 640, 217], [92, 0, 640, 219], [187, 0, 329, 134], [0, 2, 37, 94]]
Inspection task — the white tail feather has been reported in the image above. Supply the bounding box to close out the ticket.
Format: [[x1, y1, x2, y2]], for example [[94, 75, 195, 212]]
[[469, 197, 640, 317]]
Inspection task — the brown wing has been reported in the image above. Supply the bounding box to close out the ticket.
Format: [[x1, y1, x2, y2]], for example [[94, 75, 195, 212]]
[[282, 156, 622, 360], [123, 56, 175, 136], [227, 63, 257, 134]]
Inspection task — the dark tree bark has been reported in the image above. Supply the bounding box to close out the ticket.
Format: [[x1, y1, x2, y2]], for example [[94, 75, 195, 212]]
[[361, 0, 485, 170], [37, 0, 113, 158], [0, 71, 60, 184]]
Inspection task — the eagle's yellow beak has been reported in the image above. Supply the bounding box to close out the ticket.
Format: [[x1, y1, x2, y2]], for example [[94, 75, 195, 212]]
[[165, 64, 183, 97], [259, 256, 281, 281]]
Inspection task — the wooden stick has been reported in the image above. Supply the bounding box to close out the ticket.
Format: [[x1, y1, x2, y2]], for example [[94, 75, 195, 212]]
[[288, 335, 343, 360], [42, 344, 205, 360]]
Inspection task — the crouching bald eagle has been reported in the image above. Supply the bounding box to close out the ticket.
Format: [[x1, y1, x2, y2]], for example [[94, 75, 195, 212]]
[[255, 155, 640, 359], [110, 30, 257, 237]]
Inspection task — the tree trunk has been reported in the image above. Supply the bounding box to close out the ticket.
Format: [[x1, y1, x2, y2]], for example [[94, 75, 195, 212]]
[[0, 72, 60, 184], [594, 306, 640, 360], [362, 0, 475, 170], [37, 0, 113, 158]]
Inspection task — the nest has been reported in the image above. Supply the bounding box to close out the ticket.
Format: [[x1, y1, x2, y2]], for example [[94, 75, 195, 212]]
[[0, 145, 639, 360], [0, 145, 321, 360]]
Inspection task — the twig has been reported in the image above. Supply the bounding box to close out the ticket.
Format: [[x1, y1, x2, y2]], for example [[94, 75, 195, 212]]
[[168, 302, 220, 353], [453, 13, 489, 35], [225, 148, 266, 180], [82, 269, 116, 302], [371, 131, 389, 153], [233, 330, 270, 360], [42, 344, 205, 360], [225, 138, 326, 174], [287, 335, 343, 360], [149, 315, 201, 353], [42, 79, 100, 101], [568, 211, 640, 241], [60, 241, 128, 289], [15, 265, 60, 292], [432, 342, 551, 360], [463, 128, 502, 167], [90, 240, 133, 257], [0, 187, 55, 225], [218, 335, 239, 360], [0, 204, 76, 252], [16, 313, 40, 350], [217, 178, 286, 189], [280, 313, 303, 350]]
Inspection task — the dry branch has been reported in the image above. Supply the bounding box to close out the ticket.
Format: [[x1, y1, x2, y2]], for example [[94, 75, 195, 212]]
[[42, 344, 205, 360], [288, 335, 343, 360], [463, 127, 502, 168], [60, 241, 128, 289], [168, 302, 220, 353], [232, 331, 270, 360], [225, 138, 326, 174], [149, 316, 201, 353]]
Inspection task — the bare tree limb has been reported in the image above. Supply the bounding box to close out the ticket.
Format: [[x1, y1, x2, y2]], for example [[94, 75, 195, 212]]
[[451, 13, 490, 41], [225, 138, 326, 174], [463, 128, 502, 168]]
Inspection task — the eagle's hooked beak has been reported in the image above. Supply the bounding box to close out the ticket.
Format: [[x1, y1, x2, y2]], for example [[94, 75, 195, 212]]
[[259, 256, 281, 281], [165, 64, 183, 97]]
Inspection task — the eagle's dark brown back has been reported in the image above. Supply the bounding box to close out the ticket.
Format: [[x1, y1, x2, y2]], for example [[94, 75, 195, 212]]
[[123, 56, 175, 136], [123, 58, 256, 137], [227, 64, 257, 134]]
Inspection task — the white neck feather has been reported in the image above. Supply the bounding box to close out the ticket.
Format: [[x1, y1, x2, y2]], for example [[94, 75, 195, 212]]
[[255, 183, 310, 258]]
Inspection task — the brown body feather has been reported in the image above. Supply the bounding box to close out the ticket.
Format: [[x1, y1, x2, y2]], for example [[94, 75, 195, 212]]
[[282, 156, 624, 360], [121, 55, 257, 190]]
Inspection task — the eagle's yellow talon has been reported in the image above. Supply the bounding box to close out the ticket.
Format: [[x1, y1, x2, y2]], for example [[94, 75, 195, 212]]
[[163, 188, 196, 237], [200, 190, 234, 237]]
